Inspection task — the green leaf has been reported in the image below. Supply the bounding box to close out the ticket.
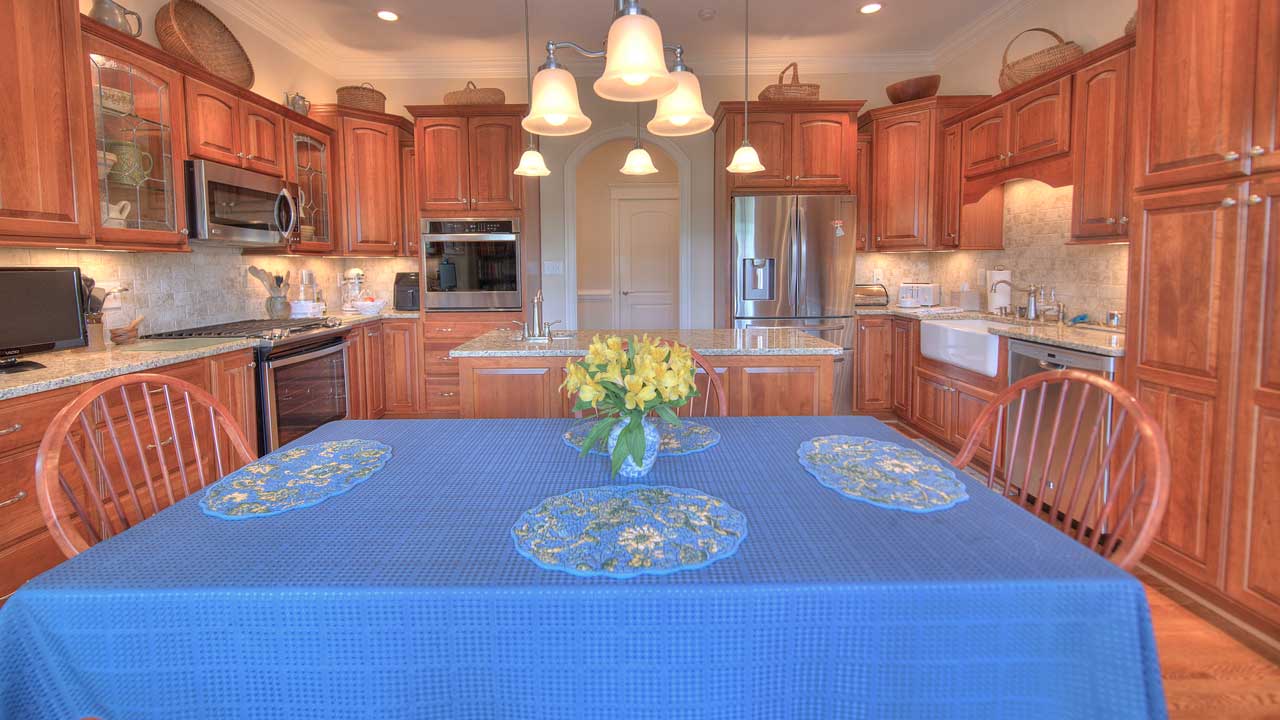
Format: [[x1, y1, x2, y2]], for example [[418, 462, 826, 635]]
[[581, 417, 618, 457], [610, 443, 627, 476], [625, 419, 645, 465], [656, 405, 680, 426]]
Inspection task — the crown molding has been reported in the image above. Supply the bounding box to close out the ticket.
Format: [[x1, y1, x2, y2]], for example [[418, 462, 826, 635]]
[[205, 0, 344, 76], [932, 0, 1035, 66]]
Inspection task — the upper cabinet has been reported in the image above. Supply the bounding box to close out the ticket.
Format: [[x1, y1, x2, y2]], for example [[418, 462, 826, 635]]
[[1254, 0, 1279, 175], [1132, 0, 1258, 190], [410, 107, 525, 215], [961, 77, 1071, 179], [285, 121, 335, 254], [713, 102, 864, 194], [83, 32, 188, 249], [0, 0, 93, 243], [855, 132, 872, 251], [185, 77, 285, 178], [1071, 50, 1133, 241]]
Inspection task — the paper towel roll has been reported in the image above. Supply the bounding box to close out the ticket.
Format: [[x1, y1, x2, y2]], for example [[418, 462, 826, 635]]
[[987, 269, 1012, 311]]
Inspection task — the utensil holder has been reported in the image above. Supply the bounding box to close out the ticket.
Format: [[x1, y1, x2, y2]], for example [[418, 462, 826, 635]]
[[265, 296, 290, 320]]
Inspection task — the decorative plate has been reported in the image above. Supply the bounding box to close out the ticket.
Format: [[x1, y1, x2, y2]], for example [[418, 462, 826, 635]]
[[562, 419, 721, 457], [511, 485, 747, 578], [202, 439, 392, 519], [797, 435, 968, 513]]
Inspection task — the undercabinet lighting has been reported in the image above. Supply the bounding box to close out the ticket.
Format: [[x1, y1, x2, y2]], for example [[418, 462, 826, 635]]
[[860, 3, 882, 14], [376, 10, 399, 22]]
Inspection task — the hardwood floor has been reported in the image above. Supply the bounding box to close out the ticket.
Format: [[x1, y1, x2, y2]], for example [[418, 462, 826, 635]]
[[1143, 577, 1280, 719]]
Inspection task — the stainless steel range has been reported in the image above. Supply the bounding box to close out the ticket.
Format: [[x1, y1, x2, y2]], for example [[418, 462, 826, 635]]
[[144, 317, 350, 453]]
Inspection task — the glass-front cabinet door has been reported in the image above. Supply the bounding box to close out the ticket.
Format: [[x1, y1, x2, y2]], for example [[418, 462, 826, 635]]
[[83, 33, 187, 248], [286, 121, 335, 254]]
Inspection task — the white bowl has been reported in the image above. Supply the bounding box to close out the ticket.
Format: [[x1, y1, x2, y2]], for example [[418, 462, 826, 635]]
[[350, 299, 386, 316]]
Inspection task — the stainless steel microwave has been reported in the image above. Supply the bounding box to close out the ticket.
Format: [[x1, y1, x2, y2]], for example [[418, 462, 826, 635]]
[[186, 159, 298, 247]]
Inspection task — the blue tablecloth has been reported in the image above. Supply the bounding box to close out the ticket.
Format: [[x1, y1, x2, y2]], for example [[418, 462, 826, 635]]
[[0, 417, 1166, 719]]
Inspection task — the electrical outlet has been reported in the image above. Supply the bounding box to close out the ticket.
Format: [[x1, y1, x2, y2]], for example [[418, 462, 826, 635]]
[[101, 280, 131, 310], [542, 261, 564, 275]]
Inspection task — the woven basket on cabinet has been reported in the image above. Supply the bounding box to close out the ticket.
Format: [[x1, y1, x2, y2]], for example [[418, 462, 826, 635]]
[[998, 28, 1083, 92], [758, 63, 820, 102], [444, 81, 506, 105], [336, 83, 387, 113], [155, 0, 254, 89]]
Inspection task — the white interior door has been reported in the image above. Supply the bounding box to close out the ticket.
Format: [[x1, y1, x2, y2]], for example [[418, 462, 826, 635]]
[[614, 189, 679, 329]]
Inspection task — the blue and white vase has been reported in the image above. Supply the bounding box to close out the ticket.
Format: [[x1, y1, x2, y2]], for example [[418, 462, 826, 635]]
[[607, 415, 660, 479]]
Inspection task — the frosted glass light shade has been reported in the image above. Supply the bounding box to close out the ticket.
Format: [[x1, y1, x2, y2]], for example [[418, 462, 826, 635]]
[[514, 149, 551, 177], [524, 67, 591, 136], [593, 13, 677, 101], [647, 70, 713, 136], [620, 145, 660, 175], [726, 142, 765, 174]]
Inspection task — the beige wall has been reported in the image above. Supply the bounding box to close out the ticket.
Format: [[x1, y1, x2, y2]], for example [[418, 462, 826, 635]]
[[80, 0, 337, 105], [860, 181, 1128, 322]]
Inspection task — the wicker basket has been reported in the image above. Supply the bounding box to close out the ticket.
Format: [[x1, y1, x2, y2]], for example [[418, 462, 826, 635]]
[[336, 83, 387, 113], [998, 28, 1083, 92], [444, 81, 506, 105], [155, 1, 254, 89], [758, 63, 819, 102]]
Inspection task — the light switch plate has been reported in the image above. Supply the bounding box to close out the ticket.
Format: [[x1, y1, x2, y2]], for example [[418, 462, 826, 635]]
[[542, 261, 564, 275], [871, 268, 884, 284]]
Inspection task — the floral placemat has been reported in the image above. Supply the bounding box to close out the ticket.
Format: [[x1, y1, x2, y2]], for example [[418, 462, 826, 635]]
[[797, 435, 968, 513], [562, 419, 721, 457], [202, 439, 392, 519], [511, 485, 747, 578]]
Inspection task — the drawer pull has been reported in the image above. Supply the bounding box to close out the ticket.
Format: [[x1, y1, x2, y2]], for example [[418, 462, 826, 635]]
[[438, 392, 457, 398], [0, 423, 22, 436], [146, 437, 175, 450], [436, 355, 450, 361], [0, 490, 27, 509]]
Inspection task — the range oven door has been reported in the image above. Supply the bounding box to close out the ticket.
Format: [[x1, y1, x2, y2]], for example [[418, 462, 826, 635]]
[[187, 159, 297, 247], [261, 339, 348, 452]]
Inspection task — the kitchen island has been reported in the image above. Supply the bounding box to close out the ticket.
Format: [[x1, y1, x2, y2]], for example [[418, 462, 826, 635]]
[[449, 329, 842, 418]]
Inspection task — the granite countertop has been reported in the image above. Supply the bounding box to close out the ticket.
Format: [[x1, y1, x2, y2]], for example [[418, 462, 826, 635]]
[[0, 311, 418, 402], [853, 305, 1125, 357], [450, 329, 845, 358]]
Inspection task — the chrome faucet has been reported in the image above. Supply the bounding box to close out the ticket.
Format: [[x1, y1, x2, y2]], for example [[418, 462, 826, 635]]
[[990, 280, 1041, 320]]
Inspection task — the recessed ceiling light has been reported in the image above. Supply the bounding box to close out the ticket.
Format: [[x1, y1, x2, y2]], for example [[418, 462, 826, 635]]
[[698, 8, 717, 21], [376, 9, 399, 21], [860, 3, 882, 13]]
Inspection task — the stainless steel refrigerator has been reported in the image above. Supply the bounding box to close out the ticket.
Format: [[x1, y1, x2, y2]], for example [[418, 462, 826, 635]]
[[732, 195, 857, 414]]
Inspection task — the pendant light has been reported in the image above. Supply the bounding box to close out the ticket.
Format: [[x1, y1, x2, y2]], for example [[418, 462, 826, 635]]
[[593, 2, 677, 102], [647, 47, 713, 137], [620, 104, 659, 175], [515, 0, 550, 176], [726, 0, 765, 174]]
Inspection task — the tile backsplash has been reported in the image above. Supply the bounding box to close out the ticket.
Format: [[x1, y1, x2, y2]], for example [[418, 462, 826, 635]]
[[0, 246, 415, 336], [860, 180, 1129, 323]]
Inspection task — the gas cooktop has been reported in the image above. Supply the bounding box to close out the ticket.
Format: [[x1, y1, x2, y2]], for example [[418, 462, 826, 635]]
[[143, 317, 343, 341]]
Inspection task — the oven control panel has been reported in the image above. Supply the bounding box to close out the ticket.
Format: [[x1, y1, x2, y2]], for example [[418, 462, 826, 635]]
[[423, 219, 519, 235]]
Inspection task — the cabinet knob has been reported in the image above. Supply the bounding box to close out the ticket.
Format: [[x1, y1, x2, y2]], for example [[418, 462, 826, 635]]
[[180, 228, 189, 236], [236, 152, 246, 159], [1106, 217, 1116, 224], [1118, 216, 1129, 224], [248, 361, 257, 369], [439, 391, 456, 398], [1248, 194, 1263, 206], [1249, 146, 1267, 157], [785, 176, 792, 181], [1223, 151, 1241, 161], [1221, 197, 1238, 208]]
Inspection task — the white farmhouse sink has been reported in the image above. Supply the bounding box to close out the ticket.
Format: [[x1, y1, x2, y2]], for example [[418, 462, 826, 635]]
[[919, 319, 1002, 377]]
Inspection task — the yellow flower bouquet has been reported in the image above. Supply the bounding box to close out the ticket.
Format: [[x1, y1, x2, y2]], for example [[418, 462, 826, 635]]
[[560, 335, 700, 477]]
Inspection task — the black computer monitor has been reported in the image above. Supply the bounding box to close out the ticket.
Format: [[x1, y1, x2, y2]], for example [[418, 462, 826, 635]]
[[0, 267, 88, 373]]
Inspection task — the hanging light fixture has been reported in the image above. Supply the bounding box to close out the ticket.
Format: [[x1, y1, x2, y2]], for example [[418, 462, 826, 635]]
[[593, 3, 677, 101], [620, 104, 659, 175], [515, 0, 551, 176], [726, 0, 765, 174], [647, 46, 713, 136], [525, 0, 708, 138]]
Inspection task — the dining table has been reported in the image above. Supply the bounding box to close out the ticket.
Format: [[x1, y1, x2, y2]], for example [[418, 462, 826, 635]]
[[0, 416, 1166, 719]]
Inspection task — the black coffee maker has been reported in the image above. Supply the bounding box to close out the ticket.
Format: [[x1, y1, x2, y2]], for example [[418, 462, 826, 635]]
[[393, 272, 420, 311]]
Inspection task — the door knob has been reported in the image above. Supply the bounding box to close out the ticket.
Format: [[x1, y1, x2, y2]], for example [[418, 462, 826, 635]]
[[621, 290, 631, 296]]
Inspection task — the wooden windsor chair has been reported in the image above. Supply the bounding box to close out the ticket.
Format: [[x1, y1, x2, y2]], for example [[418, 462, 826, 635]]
[[663, 342, 729, 418], [952, 369, 1171, 570], [35, 373, 257, 559]]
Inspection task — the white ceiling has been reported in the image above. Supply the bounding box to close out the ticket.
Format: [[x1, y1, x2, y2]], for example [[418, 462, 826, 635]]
[[210, 0, 1027, 80]]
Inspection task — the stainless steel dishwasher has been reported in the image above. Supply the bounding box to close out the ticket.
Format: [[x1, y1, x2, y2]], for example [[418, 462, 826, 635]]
[[1005, 339, 1118, 508]]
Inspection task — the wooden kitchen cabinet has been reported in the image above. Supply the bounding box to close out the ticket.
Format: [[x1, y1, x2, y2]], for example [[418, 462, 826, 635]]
[[941, 124, 964, 248], [961, 105, 1008, 179], [890, 318, 916, 418], [363, 322, 387, 419], [346, 325, 367, 420], [400, 141, 419, 256], [960, 77, 1071, 179], [410, 107, 527, 216], [186, 77, 284, 178], [855, 316, 893, 411], [871, 106, 933, 250], [285, 121, 336, 254], [1071, 50, 1133, 241], [208, 350, 257, 473], [912, 367, 952, 439], [855, 133, 872, 250], [1132, 0, 1258, 190], [1250, 0, 1279, 176], [382, 319, 422, 416], [0, 0, 94, 244], [713, 102, 863, 194]]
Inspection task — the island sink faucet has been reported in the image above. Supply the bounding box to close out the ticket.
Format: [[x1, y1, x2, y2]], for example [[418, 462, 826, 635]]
[[990, 279, 1041, 320]]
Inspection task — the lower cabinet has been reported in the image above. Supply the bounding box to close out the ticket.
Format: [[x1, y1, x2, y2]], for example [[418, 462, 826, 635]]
[[382, 319, 422, 416], [855, 317, 893, 412], [422, 314, 522, 418], [208, 350, 257, 471], [911, 366, 1000, 463], [890, 318, 916, 416], [363, 323, 387, 418]]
